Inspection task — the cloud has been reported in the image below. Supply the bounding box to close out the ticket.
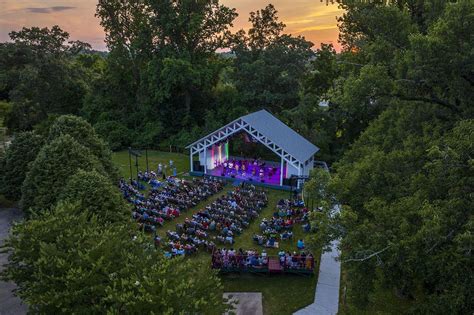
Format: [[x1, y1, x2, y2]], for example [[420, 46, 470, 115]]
[[25, 6, 76, 14], [294, 24, 337, 33]]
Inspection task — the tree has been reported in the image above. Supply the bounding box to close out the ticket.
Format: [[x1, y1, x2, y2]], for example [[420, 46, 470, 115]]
[[231, 4, 314, 112], [0, 26, 92, 131], [304, 168, 340, 252], [20, 134, 104, 214], [48, 115, 119, 180], [2, 201, 227, 313], [0, 131, 43, 200], [59, 170, 130, 223], [91, 0, 238, 148]]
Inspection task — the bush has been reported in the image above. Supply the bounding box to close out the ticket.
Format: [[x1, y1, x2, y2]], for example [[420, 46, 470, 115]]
[[48, 114, 119, 180], [1, 131, 44, 200], [59, 169, 130, 223], [20, 134, 104, 214]]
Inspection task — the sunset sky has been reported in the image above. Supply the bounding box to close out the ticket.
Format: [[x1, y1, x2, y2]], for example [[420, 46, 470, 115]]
[[0, 0, 343, 51]]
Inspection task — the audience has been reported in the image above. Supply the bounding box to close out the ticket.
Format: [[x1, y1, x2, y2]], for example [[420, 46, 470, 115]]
[[212, 248, 314, 271], [119, 177, 224, 232], [164, 183, 268, 255]]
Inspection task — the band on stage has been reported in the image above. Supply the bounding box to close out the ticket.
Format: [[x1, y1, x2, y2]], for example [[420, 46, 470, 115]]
[[214, 158, 279, 181]]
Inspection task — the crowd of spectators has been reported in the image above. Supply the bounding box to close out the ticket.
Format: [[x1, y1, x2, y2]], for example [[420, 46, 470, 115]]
[[119, 177, 224, 233], [211, 248, 315, 271], [164, 184, 268, 256], [253, 198, 310, 248]]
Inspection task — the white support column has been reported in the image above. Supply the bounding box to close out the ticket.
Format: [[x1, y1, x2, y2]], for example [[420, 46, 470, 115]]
[[297, 164, 302, 189], [280, 157, 284, 186], [190, 149, 194, 173], [203, 145, 207, 174]]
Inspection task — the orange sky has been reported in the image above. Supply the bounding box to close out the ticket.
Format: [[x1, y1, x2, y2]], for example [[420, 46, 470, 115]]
[[0, 0, 343, 51]]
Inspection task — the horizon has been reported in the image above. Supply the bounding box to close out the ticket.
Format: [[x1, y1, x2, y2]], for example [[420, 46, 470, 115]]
[[0, 0, 343, 51]]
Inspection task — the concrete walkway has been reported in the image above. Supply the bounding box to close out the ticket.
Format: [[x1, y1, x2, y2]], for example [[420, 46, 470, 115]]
[[0, 208, 28, 315], [224, 292, 263, 315], [294, 206, 341, 315]]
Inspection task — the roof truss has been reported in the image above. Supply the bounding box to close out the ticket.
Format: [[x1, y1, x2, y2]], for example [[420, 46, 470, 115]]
[[188, 119, 302, 169]]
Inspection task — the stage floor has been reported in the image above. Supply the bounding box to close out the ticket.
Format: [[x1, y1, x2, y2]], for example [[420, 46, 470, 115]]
[[208, 164, 285, 186]]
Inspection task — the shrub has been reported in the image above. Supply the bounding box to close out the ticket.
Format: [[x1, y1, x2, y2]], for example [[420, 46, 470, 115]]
[[20, 134, 104, 214], [1, 131, 44, 200], [59, 169, 130, 223], [48, 115, 119, 180]]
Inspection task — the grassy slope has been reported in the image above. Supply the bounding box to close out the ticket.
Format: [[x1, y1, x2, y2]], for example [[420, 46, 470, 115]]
[[112, 150, 319, 315]]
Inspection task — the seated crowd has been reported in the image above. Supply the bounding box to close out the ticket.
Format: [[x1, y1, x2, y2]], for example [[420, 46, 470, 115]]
[[253, 198, 310, 248], [211, 248, 315, 271], [164, 184, 268, 256], [119, 177, 224, 233]]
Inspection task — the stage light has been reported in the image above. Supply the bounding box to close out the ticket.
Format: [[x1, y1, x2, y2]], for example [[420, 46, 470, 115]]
[[211, 145, 215, 168], [218, 143, 222, 163]]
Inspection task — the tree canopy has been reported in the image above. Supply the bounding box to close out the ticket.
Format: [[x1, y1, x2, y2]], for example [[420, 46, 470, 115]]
[[3, 201, 226, 313], [20, 134, 104, 214], [1, 131, 43, 200]]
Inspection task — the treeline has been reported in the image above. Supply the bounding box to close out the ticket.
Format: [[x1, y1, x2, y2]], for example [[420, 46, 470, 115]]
[[0, 2, 347, 163], [304, 1, 473, 314], [0, 115, 225, 312]]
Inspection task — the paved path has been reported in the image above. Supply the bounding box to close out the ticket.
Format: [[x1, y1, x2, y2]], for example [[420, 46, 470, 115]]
[[294, 205, 341, 315], [224, 292, 263, 315], [0, 208, 28, 315]]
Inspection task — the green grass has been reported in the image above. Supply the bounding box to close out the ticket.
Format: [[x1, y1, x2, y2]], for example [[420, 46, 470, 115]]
[[112, 150, 190, 178], [221, 188, 319, 315], [111, 152, 319, 315]]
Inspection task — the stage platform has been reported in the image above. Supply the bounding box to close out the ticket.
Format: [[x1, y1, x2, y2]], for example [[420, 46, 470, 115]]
[[189, 171, 296, 192]]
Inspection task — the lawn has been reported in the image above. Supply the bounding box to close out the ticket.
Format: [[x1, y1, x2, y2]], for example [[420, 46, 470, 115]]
[[112, 150, 190, 178], [111, 151, 319, 315]]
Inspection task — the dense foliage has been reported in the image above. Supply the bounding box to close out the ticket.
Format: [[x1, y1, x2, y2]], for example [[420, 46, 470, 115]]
[[60, 169, 130, 223], [3, 202, 225, 313], [0, 131, 43, 200], [48, 115, 119, 180], [20, 134, 104, 214], [306, 1, 473, 313]]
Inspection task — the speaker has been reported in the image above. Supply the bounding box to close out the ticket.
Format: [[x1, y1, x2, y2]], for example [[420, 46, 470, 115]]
[[193, 161, 204, 172]]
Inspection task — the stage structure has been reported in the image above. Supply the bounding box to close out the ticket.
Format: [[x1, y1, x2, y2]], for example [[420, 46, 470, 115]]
[[186, 110, 319, 188]]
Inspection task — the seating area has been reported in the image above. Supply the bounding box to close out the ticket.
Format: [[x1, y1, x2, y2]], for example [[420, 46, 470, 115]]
[[163, 183, 268, 256], [119, 177, 225, 232], [211, 248, 315, 274], [253, 198, 310, 248]]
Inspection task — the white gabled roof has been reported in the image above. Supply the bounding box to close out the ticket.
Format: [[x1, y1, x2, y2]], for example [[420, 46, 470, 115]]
[[187, 109, 319, 163]]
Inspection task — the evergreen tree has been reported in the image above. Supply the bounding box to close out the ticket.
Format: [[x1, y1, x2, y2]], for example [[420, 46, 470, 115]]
[[59, 169, 130, 223], [1, 131, 43, 200], [20, 134, 104, 214]]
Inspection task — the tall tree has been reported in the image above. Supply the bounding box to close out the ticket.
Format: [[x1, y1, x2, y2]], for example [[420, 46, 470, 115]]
[[0, 131, 43, 200], [231, 4, 314, 112], [91, 0, 237, 148], [0, 26, 92, 131], [20, 134, 104, 214]]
